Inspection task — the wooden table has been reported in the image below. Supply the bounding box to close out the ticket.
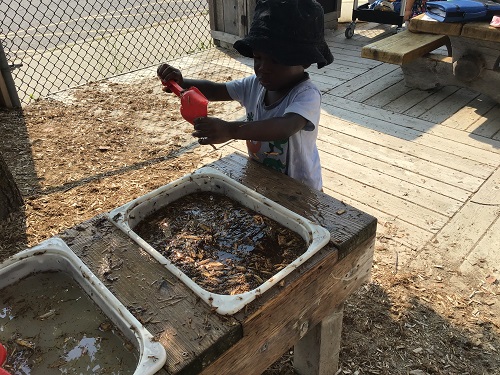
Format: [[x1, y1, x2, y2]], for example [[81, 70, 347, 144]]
[[59, 152, 377, 375], [406, 14, 500, 102]]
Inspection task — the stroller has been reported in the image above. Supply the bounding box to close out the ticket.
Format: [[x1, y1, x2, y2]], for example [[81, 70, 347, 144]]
[[345, 0, 407, 38]]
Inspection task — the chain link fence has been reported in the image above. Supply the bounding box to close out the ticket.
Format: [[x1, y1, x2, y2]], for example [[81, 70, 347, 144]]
[[1, 0, 214, 106]]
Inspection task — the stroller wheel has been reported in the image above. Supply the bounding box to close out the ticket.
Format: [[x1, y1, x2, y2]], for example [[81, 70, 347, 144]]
[[345, 23, 355, 39]]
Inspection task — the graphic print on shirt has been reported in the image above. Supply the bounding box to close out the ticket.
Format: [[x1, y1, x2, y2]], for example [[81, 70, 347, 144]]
[[246, 138, 289, 173], [244, 111, 288, 173]]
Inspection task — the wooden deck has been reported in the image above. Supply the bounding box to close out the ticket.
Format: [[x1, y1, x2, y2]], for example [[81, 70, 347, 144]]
[[178, 22, 500, 314]]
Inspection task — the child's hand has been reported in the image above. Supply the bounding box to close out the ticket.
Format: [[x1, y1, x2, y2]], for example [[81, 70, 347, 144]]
[[157, 63, 183, 92], [193, 117, 234, 145]]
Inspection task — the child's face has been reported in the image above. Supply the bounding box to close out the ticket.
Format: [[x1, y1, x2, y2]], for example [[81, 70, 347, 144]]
[[253, 51, 305, 92]]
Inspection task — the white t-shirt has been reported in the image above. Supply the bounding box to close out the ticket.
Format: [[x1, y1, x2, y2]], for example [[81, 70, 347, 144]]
[[226, 74, 323, 191]]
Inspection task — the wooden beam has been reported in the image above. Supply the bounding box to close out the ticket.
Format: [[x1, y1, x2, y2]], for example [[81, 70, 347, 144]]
[[402, 55, 500, 103], [210, 30, 240, 46], [293, 304, 344, 375], [461, 22, 500, 43]]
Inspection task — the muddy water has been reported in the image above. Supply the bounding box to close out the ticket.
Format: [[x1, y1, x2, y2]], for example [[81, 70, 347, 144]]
[[134, 191, 306, 295], [0, 271, 138, 374]]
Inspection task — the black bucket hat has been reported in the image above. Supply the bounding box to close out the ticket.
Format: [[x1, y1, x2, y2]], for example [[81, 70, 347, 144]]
[[233, 0, 334, 69]]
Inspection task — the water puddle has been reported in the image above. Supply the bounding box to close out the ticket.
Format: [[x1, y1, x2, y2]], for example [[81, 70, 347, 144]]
[[0, 271, 138, 374]]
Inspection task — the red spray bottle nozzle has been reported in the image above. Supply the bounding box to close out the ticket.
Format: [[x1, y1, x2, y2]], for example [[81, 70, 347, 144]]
[[162, 80, 208, 125], [162, 80, 184, 97]]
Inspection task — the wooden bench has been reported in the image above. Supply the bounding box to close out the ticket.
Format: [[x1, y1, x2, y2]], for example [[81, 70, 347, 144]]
[[361, 29, 452, 89], [361, 17, 500, 103], [361, 29, 450, 65]]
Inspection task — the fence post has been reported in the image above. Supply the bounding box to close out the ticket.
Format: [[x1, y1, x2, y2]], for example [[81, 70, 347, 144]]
[[0, 42, 21, 108]]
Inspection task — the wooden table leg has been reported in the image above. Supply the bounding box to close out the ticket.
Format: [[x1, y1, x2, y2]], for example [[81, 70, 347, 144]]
[[293, 303, 344, 375]]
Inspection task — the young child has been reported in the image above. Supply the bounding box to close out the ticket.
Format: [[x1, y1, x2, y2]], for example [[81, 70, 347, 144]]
[[157, 0, 333, 191]]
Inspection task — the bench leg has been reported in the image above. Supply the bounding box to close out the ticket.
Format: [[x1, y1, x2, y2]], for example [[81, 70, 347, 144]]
[[402, 56, 500, 103], [293, 303, 344, 375]]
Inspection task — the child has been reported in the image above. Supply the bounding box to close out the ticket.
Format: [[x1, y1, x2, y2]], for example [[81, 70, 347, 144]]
[[157, 0, 333, 191]]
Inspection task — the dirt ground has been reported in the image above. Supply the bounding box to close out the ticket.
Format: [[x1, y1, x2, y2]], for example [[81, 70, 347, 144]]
[[0, 71, 499, 375]]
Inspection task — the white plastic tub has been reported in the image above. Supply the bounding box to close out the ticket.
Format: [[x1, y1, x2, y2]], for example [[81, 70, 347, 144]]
[[0, 237, 166, 375], [108, 167, 331, 315]]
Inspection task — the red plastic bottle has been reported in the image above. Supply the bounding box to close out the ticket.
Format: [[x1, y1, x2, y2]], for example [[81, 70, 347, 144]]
[[0, 343, 12, 375], [162, 80, 208, 125]]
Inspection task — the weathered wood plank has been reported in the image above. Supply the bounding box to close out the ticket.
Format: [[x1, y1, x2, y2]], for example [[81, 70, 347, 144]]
[[207, 0, 216, 31], [318, 187, 435, 252], [321, 165, 449, 232], [459, 214, 500, 282], [316, 133, 472, 200], [317, 62, 371, 78], [317, 141, 464, 217], [309, 65, 361, 81], [329, 93, 500, 154], [345, 69, 404, 102], [414, 200, 500, 270], [364, 80, 413, 108], [461, 22, 500, 43], [403, 85, 460, 117], [469, 104, 500, 139], [332, 53, 383, 69], [361, 30, 449, 65], [222, 0, 238, 35], [210, 30, 240, 45], [326, 39, 365, 52], [468, 165, 500, 205], [328, 63, 400, 98], [212, 0, 225, 33], [326, 44, 365, 56], [0, 71, 13, 108], [408, 13, 463, 36], [441, 94, 498, 131], [414, 167, 500, 270], [319, 125, 476, 196], [236, 0, 246, 37], [383, 87, 436, 113], [417, 87, 480, 124], [309, 72, 347, 92]]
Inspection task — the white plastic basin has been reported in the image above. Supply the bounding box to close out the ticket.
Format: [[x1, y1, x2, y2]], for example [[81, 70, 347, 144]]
[[0, 237, 166, 375], [108, 167, 331, 315]]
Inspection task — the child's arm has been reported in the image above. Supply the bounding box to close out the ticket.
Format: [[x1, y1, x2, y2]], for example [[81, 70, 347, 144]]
[[157, 63, 232, 102], [192, 113, 308, 145]]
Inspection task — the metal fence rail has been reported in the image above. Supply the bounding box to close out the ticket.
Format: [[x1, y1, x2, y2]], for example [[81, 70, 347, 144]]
[[1, 0, 213, 106]]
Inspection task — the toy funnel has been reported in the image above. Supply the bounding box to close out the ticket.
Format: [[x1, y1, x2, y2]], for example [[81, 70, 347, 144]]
[[162, 80, 208, 125]]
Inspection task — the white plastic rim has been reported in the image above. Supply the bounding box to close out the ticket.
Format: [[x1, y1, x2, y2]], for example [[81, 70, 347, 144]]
[[0, 237, 167, 375], [108, 167, 331, 315]]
